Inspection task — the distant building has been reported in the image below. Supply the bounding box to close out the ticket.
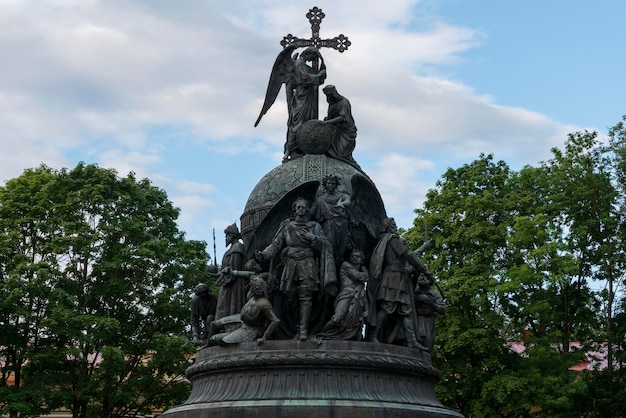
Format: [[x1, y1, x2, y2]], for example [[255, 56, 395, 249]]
[[507, 341, 614, 371]]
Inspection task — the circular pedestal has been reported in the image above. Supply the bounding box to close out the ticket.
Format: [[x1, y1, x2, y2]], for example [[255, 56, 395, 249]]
[[162, 340, 463, 418]]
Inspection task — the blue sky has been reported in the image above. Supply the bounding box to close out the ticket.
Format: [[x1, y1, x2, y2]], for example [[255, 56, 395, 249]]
[[1, 0, 624, 259]]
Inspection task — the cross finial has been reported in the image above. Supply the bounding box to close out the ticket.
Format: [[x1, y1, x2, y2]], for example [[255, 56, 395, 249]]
[[280, 7, 351, 53], [307, 6, 324, 39]]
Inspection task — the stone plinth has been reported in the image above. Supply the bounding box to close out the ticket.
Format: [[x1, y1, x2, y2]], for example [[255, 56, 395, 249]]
[[161, 340, 463, 418]]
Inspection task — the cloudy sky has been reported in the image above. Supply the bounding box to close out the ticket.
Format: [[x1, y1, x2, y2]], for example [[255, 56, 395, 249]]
[[1, 0, 624, 259]]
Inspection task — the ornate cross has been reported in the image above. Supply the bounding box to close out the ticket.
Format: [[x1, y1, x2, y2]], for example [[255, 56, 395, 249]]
[[280, 7, 351, 119], [280, 7, 351, 54]]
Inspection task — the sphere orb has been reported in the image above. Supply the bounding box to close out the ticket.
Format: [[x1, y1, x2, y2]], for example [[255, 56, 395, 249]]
[[296, 120, 333, 154]]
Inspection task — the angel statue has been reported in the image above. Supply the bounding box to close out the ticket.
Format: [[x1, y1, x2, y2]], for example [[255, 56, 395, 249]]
[[254, 45, 327, 162]]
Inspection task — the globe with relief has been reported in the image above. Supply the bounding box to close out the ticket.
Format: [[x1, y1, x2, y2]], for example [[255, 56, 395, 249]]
[[296, 119, 333, 154]]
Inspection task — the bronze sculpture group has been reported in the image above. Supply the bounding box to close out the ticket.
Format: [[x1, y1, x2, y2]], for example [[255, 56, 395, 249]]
[[191, 12, 445, 356], [166, 9, 466, 418], [255, 42, 358, 167], [193, 181, 445, 354]]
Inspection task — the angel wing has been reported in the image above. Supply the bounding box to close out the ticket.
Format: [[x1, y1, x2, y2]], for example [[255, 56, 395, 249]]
[[254, 44, 298, 127], [350, 173, 387, 239]]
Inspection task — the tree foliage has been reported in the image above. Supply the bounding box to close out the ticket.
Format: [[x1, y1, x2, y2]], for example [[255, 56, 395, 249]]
[[0, 163, 209, 417], [4, 117, 626, 417], [405, 118, 626, 417]]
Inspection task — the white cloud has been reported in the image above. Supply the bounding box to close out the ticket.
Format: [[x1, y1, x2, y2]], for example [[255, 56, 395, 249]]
[[0, 0, 596, 255], [364, 153, 434, 229]]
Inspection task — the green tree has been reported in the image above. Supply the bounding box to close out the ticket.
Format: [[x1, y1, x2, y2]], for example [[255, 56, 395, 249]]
[[405, 138, 615, 416], [507, 130, 619, 417], [0, 166, 62, 417], [406, 154, 524, 417], [582, 116, 626, 418], [0, 163, 210, 417]]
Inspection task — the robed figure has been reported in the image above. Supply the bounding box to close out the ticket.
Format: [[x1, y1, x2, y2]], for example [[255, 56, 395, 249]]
[[322, 85, 360, 169], [318, 249, 368, 341], [310, 175, 351, 268], [215, 224, 246, 320]]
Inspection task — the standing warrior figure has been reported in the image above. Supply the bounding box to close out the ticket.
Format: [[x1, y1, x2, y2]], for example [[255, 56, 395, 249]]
[[367, 217, 429, 350], [311, 174, 351, 268], [214, 224, 246, 321], [258, 197, 337, 340], [322, 85, 360, 169], [255, 45, 327, 162]]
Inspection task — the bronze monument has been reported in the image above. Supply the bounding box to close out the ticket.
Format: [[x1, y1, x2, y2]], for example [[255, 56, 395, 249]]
[[164, 6, 463, 418]]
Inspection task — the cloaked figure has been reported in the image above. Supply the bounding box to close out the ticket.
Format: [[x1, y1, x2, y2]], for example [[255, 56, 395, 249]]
[[321, 85, 360, 170], [367, 218, 429, 350], [215, 224, 246, 321]]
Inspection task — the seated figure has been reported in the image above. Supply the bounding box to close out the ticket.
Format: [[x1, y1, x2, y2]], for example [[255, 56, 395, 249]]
[[207, 261, 280, 346]]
